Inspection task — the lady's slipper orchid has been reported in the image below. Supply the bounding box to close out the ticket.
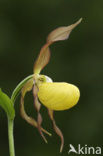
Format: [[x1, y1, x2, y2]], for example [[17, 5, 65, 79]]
[[20, 18, 82, 153]]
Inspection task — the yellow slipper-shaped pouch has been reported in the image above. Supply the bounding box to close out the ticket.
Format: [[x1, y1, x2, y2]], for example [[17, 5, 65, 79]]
[[38, 82, 80, 111]]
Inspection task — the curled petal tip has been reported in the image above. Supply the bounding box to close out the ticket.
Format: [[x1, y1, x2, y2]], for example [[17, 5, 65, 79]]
[[77, 18, 83, 23], [45, 140, 48, 144], [41, 128, 52, 136], [42, 135, 48, 144], [60, 148, 63, 153]]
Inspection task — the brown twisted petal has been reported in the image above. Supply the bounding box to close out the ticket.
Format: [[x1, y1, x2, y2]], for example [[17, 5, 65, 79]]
[[48, 109, 64, 153], [33, 84, 48, 143], [20, 79, 51, 137]]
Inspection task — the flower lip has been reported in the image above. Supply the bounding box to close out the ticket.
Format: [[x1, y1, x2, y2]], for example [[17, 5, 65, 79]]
[[37, 82, 80, 111]]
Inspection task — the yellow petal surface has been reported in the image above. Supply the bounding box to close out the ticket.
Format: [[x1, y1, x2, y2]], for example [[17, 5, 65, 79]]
[[38, 82, 80, 111]]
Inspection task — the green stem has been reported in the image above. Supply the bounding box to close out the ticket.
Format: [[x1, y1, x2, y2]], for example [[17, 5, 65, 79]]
[[8, 119, 15, 156], [7, 74, 34, 156]]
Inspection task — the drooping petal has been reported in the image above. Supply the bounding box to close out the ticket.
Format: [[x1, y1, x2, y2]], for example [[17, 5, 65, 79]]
[[38, 82, 80, 111], [48, 109, 64, 153], [33, 84, 48, 143], [34, 18, 82, 74], [21, 79, 34, 97], [20, 79, 51, 136]]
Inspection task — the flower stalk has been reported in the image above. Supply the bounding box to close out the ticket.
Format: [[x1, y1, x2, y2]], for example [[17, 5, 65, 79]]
[[8, 119, 15, 156], [7, 75, 34, 156]]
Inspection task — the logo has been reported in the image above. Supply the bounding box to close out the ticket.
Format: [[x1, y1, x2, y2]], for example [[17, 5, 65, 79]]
[[68, 144, 102, 155]]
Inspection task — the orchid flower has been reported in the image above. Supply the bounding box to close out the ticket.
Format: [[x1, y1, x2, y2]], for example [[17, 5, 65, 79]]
[[20, 18, 82, 153]]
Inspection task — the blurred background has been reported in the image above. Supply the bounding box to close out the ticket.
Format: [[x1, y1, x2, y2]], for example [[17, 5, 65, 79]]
[[0, 0, 103, 156]]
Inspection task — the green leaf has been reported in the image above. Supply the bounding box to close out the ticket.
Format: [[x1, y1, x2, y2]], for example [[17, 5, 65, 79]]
[[0, 89, 15, 120]]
